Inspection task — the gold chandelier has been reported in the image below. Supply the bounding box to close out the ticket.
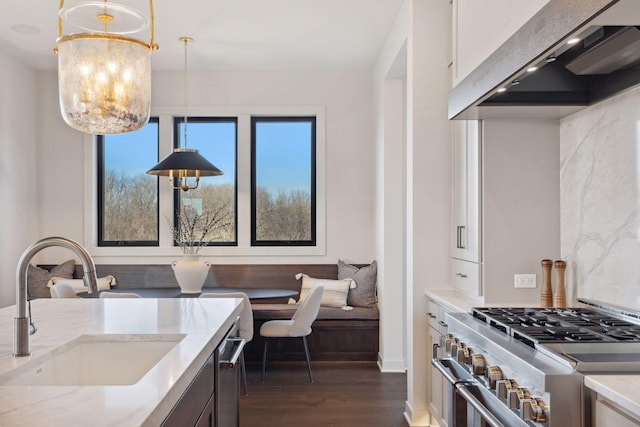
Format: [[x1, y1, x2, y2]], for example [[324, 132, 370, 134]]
[[55, 0, 158, 134]]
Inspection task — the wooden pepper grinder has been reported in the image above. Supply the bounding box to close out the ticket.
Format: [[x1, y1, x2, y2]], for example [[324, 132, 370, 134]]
[[553, 260, 567, 308], [540, 259, 553, 307]]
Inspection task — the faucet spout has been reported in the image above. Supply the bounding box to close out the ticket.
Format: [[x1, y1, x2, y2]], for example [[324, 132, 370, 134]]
[[14, 237, 98, 357]]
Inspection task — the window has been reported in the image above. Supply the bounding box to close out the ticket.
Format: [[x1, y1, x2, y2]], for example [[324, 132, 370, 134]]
[[173, 117, 238, 246], [251, 117, 316, 246], [97, 117, 159, 246]]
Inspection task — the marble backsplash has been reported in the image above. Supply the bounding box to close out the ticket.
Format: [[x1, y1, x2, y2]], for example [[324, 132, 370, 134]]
[[560, 87, 640, 310]]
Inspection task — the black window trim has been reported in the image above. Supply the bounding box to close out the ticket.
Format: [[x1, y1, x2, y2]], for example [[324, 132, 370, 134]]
[[97, 117, 160, 247], [250, 116, 317, 247], [172, 116, 239, 247]]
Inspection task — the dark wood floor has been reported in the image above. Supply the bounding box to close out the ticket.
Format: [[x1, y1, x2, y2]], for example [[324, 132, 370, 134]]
[[240, 362, 408, 427]]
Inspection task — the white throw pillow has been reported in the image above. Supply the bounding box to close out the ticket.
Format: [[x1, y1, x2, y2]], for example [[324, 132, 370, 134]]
[[290, 273, 356, 311], [47, 276, 116, 294]]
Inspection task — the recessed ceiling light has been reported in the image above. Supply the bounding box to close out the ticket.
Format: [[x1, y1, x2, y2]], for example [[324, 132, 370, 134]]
[[546, 55, 557, 63], [567, 37, 580, 45], [497, 87, 507, 93], [527, 66, 538, 73], [10, 24, 41, 35], [511, 79, 520, 86]]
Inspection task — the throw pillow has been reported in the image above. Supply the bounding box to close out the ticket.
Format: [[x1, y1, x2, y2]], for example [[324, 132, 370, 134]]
[[27, 260, 76, 299], [290, 273, 356, 311], [338, 260, 378, 308], [47, 276, 117, 294]]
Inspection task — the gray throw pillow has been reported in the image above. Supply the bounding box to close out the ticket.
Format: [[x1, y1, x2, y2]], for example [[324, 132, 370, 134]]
[[27, 260, 75, 299], [338, 260, 377, 308]]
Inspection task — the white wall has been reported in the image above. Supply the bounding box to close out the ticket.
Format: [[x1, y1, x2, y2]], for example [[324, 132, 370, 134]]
[[374, 1, 451, 425], [560, 87, 640, 310], [34, 68, 377, 267], [0, 50, 39, 308], [374, 0, 409, 375]]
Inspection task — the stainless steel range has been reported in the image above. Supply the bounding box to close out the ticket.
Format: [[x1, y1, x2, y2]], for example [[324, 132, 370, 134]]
[[432, 299, 640, 427]]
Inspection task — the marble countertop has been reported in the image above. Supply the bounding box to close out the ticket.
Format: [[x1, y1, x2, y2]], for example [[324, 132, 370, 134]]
[[0, 298, 241, 427], [425, 289, 481, 313], [425, 288, 545, 313], [585, 375, 640, 419]]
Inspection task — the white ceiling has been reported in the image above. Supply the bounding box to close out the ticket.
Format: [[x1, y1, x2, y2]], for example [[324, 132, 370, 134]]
[[1, 0, 404, 71]]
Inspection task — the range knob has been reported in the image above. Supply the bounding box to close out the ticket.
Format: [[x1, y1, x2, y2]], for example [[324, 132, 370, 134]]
[[484, 366, 504, 389], [520, 397, 548, 423], [448, 338, 460, 356], [496, 379, 518, 400], [456, 345, 473, 365], [453, 342, 464, 357], [471, 354, 487, 375], [507, 387, 531, 410], [440, 333, 453, 349]]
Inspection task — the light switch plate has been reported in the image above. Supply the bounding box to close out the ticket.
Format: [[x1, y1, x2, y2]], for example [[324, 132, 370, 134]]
[[514, 274, 536, 288]]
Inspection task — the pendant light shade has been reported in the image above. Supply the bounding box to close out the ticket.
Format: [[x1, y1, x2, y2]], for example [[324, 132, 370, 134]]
[[146, 37, 223, 192], [147, 149, 223, 182], [55, 0, 158, 134]]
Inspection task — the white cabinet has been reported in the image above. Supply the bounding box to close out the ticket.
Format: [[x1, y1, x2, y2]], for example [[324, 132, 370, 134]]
[[427, 298, 450, 427], [595, 399, 640, 427], [451, 120, 480, 263], [451, 120, 481, 299], [451, 0, 549, 86]]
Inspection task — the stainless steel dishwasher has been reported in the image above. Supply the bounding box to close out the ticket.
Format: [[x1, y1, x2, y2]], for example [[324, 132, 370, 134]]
[[215, 320, 245, 427]]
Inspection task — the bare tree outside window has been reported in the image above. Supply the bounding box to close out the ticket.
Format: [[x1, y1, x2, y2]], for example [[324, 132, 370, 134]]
[[173, 117, 237, 246], [251, 117, 316, 246], [98, 118, 159, 246]]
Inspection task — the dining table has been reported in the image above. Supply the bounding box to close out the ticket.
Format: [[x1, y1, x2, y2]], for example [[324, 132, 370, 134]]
[[78, 287, 298, 301]]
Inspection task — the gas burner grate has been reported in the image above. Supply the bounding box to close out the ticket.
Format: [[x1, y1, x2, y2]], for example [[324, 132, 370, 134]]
[[471, 306, 640, 345]]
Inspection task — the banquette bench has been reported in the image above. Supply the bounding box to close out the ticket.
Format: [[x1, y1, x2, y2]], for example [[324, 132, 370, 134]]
[[36, 263, 379, 362]]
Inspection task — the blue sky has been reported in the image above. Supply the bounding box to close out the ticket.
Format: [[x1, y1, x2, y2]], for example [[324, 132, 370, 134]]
[[255, 121, 312, 193], [105, 118, 311, 193]]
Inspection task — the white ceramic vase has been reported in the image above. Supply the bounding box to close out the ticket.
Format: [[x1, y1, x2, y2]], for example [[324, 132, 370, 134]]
[[171, 255, 211, 294]]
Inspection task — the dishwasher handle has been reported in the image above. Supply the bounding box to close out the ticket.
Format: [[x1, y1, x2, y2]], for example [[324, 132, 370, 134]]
[[219, 338, 246, 368]]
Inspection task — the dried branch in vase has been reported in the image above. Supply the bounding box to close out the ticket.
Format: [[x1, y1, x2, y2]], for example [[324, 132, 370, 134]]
[[170, 202, 232, 255]]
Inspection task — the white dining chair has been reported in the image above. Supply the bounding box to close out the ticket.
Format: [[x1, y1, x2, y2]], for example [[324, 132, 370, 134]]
[[200, 292, 253, 395], [260, 284, 324, 383], [99, 291, 141, 298], [50, 283, 78, 298]]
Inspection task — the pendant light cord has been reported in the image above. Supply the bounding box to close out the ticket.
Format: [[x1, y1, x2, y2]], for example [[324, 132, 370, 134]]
[[183, 38, 189, 149]]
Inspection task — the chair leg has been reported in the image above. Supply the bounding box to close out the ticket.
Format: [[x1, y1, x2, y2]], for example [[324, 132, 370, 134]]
[[261, 338, 268, 383], [302, 335, 313, 383], [240, 350, 248, 396]]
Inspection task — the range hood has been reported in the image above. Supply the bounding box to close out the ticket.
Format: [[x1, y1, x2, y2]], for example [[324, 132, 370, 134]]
[[449, 0, 640, 120]]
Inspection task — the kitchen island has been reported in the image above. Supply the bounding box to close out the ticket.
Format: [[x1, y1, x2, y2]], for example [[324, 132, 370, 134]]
[[0, 297, 242, 426]]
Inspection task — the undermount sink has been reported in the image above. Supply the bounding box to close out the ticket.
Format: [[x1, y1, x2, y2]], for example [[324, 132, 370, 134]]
[[0, 334, 185, 386]]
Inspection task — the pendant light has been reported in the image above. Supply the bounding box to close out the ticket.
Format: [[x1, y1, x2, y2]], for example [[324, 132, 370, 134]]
[[146, 37, 223, 191], [55, 0, 158, 134]]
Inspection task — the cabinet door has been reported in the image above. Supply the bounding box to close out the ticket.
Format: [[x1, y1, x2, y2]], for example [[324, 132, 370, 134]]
[[595, 400, 640, 427], [452, 120, 481, 263], [428, 325, 445, 427]]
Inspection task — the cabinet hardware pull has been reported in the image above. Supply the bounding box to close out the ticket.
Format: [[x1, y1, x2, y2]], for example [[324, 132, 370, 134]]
[[426, 312, 437, 319], [459, 225, 466, 249], [433, 343, 441, 359], [456, 273, 468, 278], [438, 320, 448, 328], [456, 226, 461, 248]]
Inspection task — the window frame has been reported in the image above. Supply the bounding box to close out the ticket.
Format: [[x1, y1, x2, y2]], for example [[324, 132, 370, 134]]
[[171, 116, 239, 247], [250, 116, 317, 247], [96, 116, 160, 247]]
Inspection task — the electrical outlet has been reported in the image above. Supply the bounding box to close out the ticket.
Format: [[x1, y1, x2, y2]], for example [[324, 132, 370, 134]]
[[514, 274, 536, 289]]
